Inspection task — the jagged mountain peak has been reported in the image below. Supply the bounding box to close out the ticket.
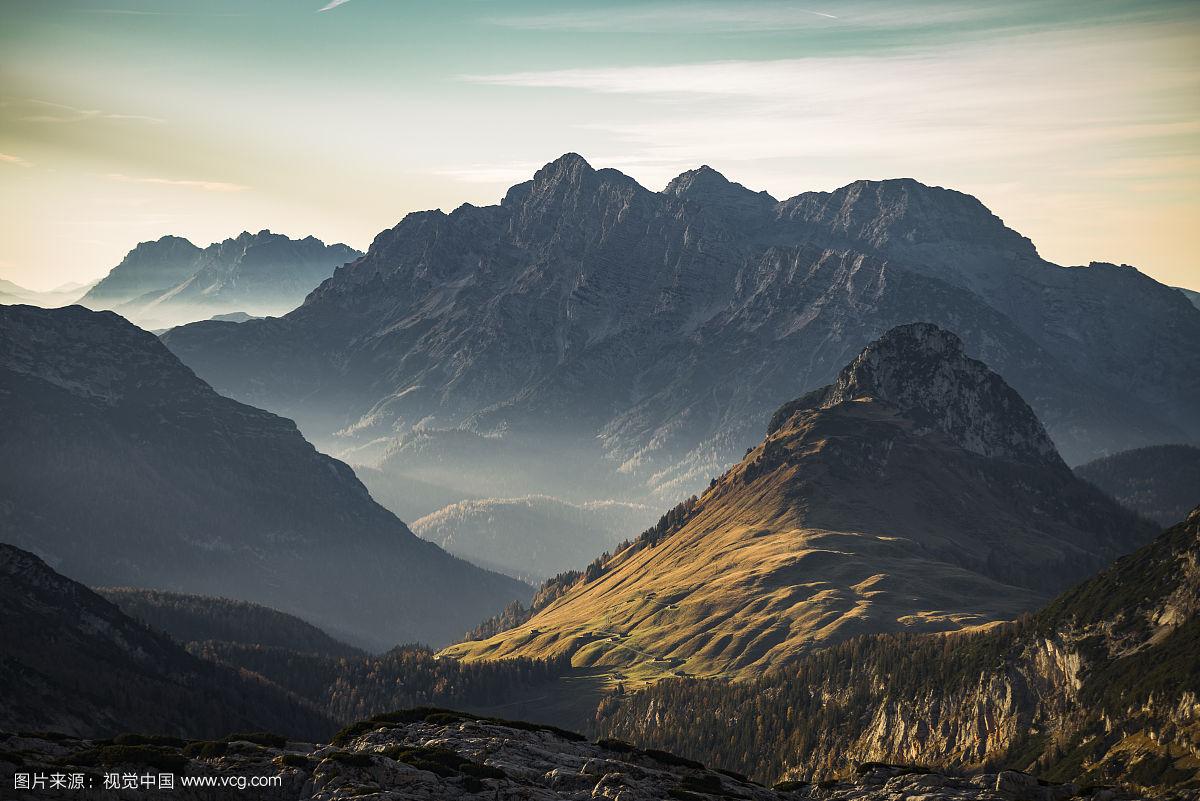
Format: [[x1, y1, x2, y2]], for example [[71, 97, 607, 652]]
[[535, 151, 593, 178], [664, 164, 777, 210], [769, 322, 1065, 469]]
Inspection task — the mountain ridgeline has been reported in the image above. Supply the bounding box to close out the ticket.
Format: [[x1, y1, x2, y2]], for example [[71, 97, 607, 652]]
[[79, 230, 360, 329], [162, 155, 1200, 518], [97, 589, 366, 659], [0, 304, 530, 650], [443, 325, 1153, 683]]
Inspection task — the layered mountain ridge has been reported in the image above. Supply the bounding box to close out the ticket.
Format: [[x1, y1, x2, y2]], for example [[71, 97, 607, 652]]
[[80, 230, 360, 328], [442, 325, 1152, 682], [162, 155, 1200, 520], [0, 304, 529, 650]]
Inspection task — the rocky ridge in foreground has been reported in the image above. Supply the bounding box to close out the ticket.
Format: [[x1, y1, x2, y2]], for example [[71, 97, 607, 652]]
[[0, 710, 1151, 801]]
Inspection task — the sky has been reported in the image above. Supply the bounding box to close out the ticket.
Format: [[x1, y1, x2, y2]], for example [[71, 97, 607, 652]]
[[1, 0, 1197, 292]]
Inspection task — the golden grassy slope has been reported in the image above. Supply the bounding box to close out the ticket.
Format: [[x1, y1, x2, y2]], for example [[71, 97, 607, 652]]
[[443, 400, 1067, 684]]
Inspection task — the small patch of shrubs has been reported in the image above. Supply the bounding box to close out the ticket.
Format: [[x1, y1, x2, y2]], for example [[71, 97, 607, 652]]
[[69, 745, 189, 774], [773, 779, 810, 791], [644, 748, 704, 770], [326, 750, 374, 767], [183, 741, 227, 759], [224, 732, 286, 748], [678, 772, 723, 793], [596, 738, 638, 753], [380, 745, 464, 777]]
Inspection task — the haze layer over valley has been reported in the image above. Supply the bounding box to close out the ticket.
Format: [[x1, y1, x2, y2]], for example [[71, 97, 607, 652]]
[[161, 156, 1200, 577]]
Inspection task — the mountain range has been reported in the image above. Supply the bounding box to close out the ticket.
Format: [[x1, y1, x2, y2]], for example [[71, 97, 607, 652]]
[[443, 324, 1153, 683], [160, 155, 1200, 527], [0, 304, 529, 650], [0, 278, 95, 308], [79, 230, 360, 329]]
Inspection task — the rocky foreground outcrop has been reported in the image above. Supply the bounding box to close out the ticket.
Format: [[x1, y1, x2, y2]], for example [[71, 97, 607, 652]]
[[0, 710, 1157, 801]]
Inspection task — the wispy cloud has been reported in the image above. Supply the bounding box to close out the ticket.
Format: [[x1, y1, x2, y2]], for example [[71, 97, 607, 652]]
[[317, 0, 353, 12], [105, 174, 249, 193], [484, 2, 1016, 33], [0, 152, 33, 167], [17, 99, 165, 125], [459, 22, 1200, 195]]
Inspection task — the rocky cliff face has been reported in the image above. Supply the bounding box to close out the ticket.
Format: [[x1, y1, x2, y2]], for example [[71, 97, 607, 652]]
[[1, 709, 1099, 801], [596, 507, 1200, 794], [443, 325, 1151, 681], [161, 156, 1200, 520], [0, 305, 530, 650], [80, 235, 203, 307], [80, 231, 359, 328], [769, 323, 1063, 468]]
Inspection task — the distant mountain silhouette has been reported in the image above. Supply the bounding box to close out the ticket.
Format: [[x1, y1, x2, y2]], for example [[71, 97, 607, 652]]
[[411, 496, 656, 583], [80, 230, 360, 328], [0, 304, 530, 650]]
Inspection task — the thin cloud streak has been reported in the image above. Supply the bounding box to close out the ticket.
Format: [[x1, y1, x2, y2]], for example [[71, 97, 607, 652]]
[[458, 23, 1199, 200], [317, 0, 353, 12], [483, 2, 1021, 33], [0, 153, 33, 167], [19, 99, 165, 125], [105, 174, 249, 193]]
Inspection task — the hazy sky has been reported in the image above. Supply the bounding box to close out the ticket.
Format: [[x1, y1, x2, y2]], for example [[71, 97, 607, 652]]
[[1, 0, 1197, 291]]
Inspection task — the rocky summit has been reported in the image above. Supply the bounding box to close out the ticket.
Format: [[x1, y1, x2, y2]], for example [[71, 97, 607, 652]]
[[0, 711, 1131, 801], [768, 322, 1064, 468]]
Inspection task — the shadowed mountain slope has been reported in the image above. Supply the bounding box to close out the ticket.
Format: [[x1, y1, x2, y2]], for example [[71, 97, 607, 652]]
[[0, 304, 530, 650], [443, 324, 1152, 683], [97, 589, 365, 659], [1075, 444, 1200, 527], [0, 544, 332, 740]]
